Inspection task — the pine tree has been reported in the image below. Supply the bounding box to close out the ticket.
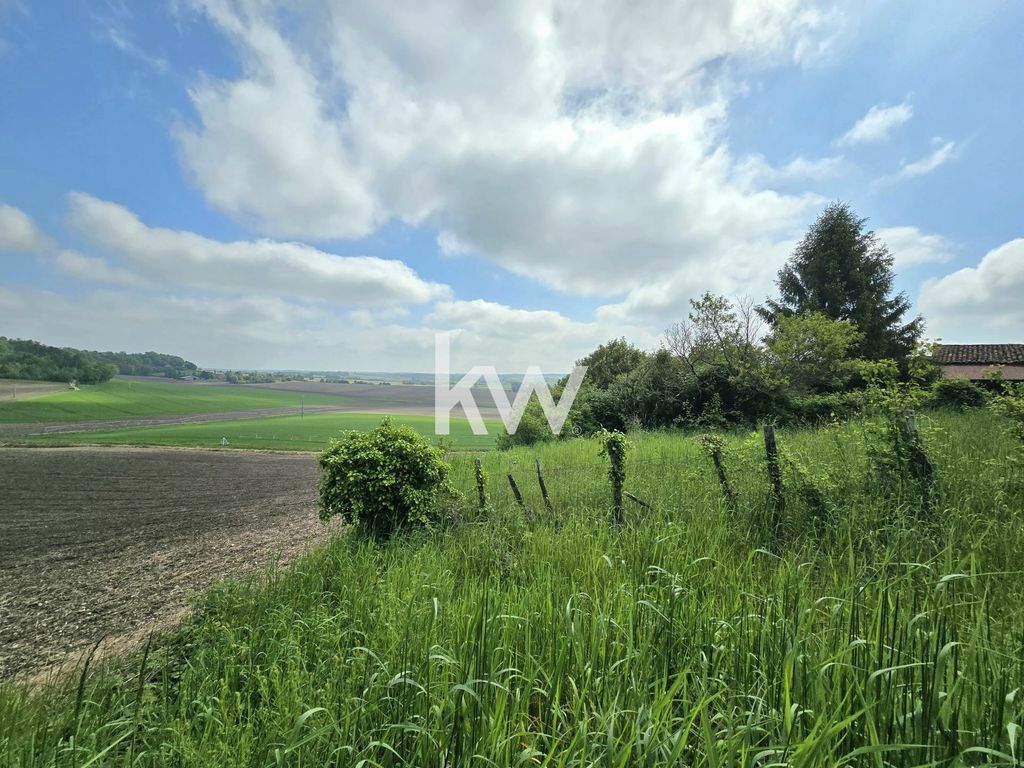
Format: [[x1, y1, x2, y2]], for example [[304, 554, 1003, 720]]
[[759, 202, 922, 360]]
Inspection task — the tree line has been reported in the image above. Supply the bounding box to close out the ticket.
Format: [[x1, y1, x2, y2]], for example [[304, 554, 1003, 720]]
[[0, 337, 198, 384], [503, 202, 959, 447]]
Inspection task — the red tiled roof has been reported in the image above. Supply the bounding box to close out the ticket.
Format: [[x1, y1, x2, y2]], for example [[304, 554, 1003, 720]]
[[933, 344, 1024, 365]]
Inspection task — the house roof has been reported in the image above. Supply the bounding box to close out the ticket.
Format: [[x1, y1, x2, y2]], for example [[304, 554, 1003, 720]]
[[933, 344, 1024, 365]]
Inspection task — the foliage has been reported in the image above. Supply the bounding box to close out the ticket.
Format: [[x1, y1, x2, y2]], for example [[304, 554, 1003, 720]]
[[495, 396, 555, 450], [567, 204, 939, 431], [0, 337, 118, 384], [858, 353, 938, 514], [90, 349, 197, 378], [930, 376, 988, 410], [3, 413, 1024, 766], [696, 432, 727, 463], [572, 337, 648, 390], [991, 381, 1024, 443], [759, 202, 923, 360], [782, 389, 865, 423], [765, 311, 863, 393], [595, 429, 630, 486], [317, 417, 455, 539], [596, 428, 630, 520], [0, 337, 197, 383]]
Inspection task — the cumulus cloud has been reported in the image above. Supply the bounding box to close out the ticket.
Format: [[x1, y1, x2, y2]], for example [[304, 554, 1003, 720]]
[[918, 238, 1024, 342], [836, 101, 912, 146], [0, 203, 49, 253], [176, 0, 831, 298], [426, 298, 660, 370], [67, 192, 450, 306], [875, 226, 953, 268]]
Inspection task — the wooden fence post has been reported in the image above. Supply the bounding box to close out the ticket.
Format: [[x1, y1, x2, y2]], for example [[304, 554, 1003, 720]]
[[507, 473, 526, 509], [763, 424, 785, 529], [536, 459, 553, 514], [700, 435, 737, 515], [474, 458, 487, 511], [610, 450, 624, 524], [623, 491, 651, 509]]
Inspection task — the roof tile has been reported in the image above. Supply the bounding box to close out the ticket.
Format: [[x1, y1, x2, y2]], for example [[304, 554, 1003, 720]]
[[933, 344, 1024, 365]]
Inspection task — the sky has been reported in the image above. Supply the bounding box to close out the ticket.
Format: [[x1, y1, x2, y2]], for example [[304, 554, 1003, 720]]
[[1, 0, 1022, 372]]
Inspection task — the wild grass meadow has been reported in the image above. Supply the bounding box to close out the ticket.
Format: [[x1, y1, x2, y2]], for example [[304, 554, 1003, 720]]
[[1, 410, 1022, 766]]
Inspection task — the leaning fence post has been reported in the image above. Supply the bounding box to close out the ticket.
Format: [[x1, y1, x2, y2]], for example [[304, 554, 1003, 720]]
[[763, 424, 785, 528], [507, 473, 525, 508], [699, 434, 737, 515], [536, 459, 553, 514], [474, 458, 487, 511], [623, 491, 651, 509]]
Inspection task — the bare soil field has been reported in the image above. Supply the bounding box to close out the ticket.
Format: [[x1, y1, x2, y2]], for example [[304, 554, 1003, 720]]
[[0, 447, 334, 681], [0, 380, 65, 400]]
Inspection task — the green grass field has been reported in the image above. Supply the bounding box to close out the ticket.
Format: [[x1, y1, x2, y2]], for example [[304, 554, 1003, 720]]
[[2, 410, 1023, 766], [0, 379, 355, 423], [20, 411, 498, 451]]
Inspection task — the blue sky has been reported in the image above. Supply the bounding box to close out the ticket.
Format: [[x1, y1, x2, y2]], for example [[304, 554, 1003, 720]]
[[1, 1, 1022, 370]]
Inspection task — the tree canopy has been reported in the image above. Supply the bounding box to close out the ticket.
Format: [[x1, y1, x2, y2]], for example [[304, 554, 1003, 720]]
[[0, 337, 197, 384], [759, 202, 922, 360]]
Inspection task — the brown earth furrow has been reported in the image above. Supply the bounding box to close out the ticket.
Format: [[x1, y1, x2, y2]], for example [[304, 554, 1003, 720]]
[[0, 447, 337, 681]]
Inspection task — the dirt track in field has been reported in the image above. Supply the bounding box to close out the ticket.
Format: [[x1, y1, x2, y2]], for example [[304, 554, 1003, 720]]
[[0, 447, 336, 681]]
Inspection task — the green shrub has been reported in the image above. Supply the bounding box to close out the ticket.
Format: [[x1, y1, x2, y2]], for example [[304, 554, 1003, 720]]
[[317, 417, 455, 539], [931, 377, 987, 410], [495, 397, 555, 450], [992, 382, 1024, 443]]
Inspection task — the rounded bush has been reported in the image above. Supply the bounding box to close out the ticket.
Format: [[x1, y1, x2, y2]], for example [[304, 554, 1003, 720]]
[[317, 417, 454, 539], [931, 377, 987, 410], [495, 399, 555, 450]]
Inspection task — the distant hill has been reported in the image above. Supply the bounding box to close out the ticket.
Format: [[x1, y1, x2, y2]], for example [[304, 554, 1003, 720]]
[[0, 337, 198, 384]]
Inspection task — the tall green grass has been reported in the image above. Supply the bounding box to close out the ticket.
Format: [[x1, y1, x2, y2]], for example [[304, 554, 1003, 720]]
[[1, 410, 1022, 766]]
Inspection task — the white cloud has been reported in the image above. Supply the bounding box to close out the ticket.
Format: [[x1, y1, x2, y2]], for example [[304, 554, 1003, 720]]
[[176, 0, 833, 297], [891, 139, 957, 180], [836, 101, 912, 146], [53, 249, 147, 288], [595, 237, 798, 327], [737, 154, 843, 186], [918, 238, 1024, 342], [103, 23, 169, 74], [426, 298, 660, 370], [0, 203, 49, 253], [875, 226, 953, 268], [0, 286, 437, 369], [175, 8, 381, 239], [67, 192, 450, 306]]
